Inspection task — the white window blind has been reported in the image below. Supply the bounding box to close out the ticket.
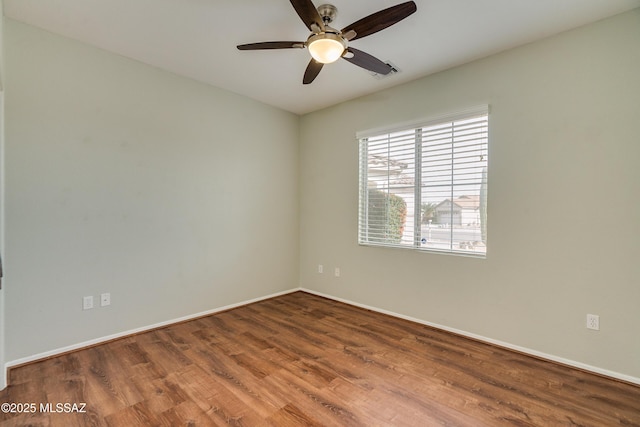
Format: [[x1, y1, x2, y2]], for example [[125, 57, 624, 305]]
[[358, 107, 489, 256]]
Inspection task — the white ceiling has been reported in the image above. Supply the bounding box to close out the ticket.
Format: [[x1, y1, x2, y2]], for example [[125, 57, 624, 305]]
[[4, 0, 639, 115]]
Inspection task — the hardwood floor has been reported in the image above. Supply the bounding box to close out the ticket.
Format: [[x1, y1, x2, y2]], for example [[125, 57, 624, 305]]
[[1, 291, 639, 426]]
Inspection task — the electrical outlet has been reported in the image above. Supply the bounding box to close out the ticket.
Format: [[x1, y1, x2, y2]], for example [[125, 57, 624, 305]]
[[586, 314, 600, 330], [334, 267, 340, 277], [318, 264, 323, 274], [100, 293, 111, 307], [83, 296, 94, 310]]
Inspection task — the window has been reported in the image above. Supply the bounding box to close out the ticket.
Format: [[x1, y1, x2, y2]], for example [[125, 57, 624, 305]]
[[358, 106, 489, 256]]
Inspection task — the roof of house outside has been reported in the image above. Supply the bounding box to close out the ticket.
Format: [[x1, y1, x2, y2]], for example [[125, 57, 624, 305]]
[[436, 195, 480, 210]]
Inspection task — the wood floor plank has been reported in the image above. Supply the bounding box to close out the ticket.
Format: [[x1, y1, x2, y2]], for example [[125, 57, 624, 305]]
[[264, 403, 324, 427], [1, 291, 639, 426]]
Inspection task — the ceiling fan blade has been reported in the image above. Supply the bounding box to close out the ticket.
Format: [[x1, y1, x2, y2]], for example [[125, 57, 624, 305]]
[[343, 48, 393, 75], [237, 41, 305, 50], [290, 0, 325, 32], [303, 59, 324, 84], [341, 1, 417, 41]]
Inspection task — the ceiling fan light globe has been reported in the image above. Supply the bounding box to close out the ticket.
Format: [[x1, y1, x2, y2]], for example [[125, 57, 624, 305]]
[[308, 34, 346, 64]]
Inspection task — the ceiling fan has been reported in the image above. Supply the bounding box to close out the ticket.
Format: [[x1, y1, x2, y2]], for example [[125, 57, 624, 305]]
[[237, 0, 417, 84]]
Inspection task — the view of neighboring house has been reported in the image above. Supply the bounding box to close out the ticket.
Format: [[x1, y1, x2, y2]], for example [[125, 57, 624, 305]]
[[364, 149, 485, 249], [364, 153, 416, 244], [435, 195, 481, 226], [366, 154, 408, 181]]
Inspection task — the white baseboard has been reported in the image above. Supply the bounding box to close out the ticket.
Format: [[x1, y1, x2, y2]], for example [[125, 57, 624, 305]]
[[5, 286, 639, 388], [4, 288, 298, 375], [299, 288, 640, 386]]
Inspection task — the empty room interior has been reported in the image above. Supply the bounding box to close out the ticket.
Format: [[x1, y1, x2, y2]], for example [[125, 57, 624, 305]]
[[0, 0, 639, 425]]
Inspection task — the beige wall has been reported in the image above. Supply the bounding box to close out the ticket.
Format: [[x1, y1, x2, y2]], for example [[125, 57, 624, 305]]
[[4, 19, 299, 361], [299, 9, 640, 379], [0, 3, 5, 389]]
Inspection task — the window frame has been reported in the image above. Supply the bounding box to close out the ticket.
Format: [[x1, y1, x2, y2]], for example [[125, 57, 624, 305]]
[[357, 106, 489, 257]]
